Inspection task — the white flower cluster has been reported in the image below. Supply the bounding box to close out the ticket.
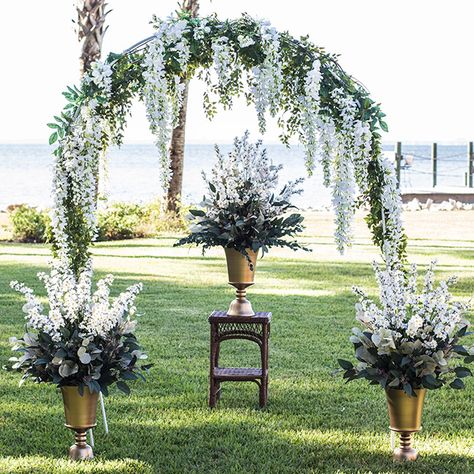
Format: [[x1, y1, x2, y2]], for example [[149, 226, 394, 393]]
[[81, 274, 142, 338], [193, 18, 211, 41], [142, 18, 190, 190], [11, 260, 142, 342], [378, 155, 404, 265], [298, 60, 322, 169], [328, 89, 361, 252], [88, 61, 113, 95], [51, 61, 113, 261], [353, 260, 470, 356], [212, 36, 234, 93], [250, 20, 282, 132], [202, 133, 302, 220]]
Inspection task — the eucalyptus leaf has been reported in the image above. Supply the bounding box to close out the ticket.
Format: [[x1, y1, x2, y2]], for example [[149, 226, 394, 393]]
[[79, 352, 92, 365], [450, 378, 465, 389], [59, 361, 79, 378]]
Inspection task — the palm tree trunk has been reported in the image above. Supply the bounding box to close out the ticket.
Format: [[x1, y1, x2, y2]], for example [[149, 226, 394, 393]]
[[166, 0, 199, 213], [167, 79, 190, 212], [76, 0, 109, 77]]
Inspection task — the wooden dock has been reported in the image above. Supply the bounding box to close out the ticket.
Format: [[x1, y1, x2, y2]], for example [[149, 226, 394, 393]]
[[401, 189, 474, 203]]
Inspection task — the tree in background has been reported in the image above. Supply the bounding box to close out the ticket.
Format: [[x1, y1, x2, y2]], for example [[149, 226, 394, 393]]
[[76, 0, 110, 76], [167, 0, 200, 213]]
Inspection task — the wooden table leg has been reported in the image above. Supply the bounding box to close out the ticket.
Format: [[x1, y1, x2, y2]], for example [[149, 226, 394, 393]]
[[259, 322, 269, 408], [209, 323, 218, 408], [215, 344, 221, 401]]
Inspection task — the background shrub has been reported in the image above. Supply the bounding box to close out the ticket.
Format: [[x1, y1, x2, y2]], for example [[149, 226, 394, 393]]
[[5, 201, 188, 243], [97, 202, 146, 241], [144, 200, 189, 234], [9, 205, 51, 243], [97, 200, 188, 241]]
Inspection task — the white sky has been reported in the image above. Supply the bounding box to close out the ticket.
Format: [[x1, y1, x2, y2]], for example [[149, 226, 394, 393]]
[[0, 0, 473, 144]]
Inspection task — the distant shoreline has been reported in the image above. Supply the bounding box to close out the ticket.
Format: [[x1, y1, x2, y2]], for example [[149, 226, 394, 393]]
[[1, 143, 470, 210]]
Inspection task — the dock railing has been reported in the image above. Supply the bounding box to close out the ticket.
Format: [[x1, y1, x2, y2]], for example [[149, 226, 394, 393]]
[[393, 141, 474, 189]]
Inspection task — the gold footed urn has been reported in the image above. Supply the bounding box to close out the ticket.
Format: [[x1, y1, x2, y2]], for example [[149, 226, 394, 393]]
[[61, 386, 99, 460], [386, 388, 426, 462], [225, 248, 258, 317]]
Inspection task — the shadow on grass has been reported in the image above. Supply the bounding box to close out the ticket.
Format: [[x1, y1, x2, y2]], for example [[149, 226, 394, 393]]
[[0, 456, 152, 474], [0, 404, 473, 473]]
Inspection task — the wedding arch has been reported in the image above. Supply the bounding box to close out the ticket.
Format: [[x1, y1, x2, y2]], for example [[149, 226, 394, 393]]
[[47, 12, 406, 277]]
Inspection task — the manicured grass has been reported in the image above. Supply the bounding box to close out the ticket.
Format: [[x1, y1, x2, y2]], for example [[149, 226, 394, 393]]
[[0, 211, 473, 473]]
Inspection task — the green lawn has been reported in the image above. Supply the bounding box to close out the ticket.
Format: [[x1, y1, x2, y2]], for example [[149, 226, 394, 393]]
[[0, 211, 473, 473]]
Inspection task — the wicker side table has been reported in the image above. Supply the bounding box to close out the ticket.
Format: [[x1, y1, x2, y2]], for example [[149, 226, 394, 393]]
[[208, 310, 271, 408]]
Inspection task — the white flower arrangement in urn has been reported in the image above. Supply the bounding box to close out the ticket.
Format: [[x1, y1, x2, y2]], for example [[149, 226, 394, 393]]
[[176, 131, 309, 316], [6, 259, 151, 459], [339, 260, 473, 461]]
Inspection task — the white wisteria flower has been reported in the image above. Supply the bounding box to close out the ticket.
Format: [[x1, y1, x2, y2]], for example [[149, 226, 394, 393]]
[[250, 20, 283, 133], [143, 18, 190, 190], [237, 34, 255, 48], [212, 36, 234, 92]]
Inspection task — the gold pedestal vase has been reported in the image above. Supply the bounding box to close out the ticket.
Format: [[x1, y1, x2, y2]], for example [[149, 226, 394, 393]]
[[386, 388, 426, 462], [225, 248, 258, 317], [61, 386, 99, 460]]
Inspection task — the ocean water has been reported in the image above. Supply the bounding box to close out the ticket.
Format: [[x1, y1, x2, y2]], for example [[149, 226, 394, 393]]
[[0, 143, 470, 210]]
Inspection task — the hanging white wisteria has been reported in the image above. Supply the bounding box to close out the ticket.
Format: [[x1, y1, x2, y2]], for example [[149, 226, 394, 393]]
[[249, 20, 283, 133], [50, 61, 113, 266], [378, 155, 405, 265], [142, 19, 190, 190]]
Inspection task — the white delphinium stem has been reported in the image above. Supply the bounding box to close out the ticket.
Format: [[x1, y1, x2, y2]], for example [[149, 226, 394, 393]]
[[80, 279, 143, 338]]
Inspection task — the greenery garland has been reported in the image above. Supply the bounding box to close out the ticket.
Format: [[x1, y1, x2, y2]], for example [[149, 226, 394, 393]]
[[48, 12, 407, 276]]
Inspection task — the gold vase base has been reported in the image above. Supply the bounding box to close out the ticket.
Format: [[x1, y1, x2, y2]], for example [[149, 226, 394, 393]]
[[393, 447, 418, 462], [69, 430, 94, 461], [227, 285, 255, 317], [227, 297, 255, 317], [393, 432, 418, 462]]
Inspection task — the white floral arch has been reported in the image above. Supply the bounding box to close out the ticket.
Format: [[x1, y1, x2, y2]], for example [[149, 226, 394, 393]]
[[47, 13, 405, 278]]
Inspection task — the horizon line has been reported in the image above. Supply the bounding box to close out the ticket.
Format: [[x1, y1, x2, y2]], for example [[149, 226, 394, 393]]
[[0, 140, 472, 146]]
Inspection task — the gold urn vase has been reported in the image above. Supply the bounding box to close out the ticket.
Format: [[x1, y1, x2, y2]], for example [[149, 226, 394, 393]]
[[386, 388, 426, 461], [225, 248, 258, 317], [61, 386, 99, 460]]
